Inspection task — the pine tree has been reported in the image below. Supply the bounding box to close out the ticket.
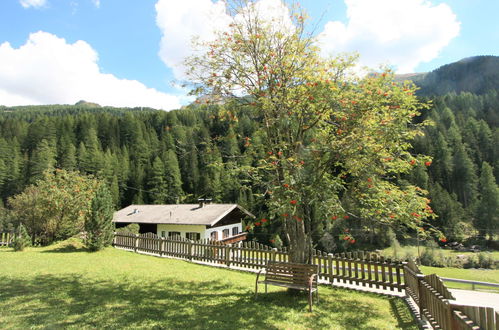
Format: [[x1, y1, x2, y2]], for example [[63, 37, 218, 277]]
[[147, 156, 168, 204], [452, 142, 478, 208], [29, 139, 56, 184], [430, 133, 453, 190], [12, 223, 31, 251], [58, 138, 77, 171], [85, 184, 115, 251], [429, 182, 466, 241], [163, 150, 183, 203], [475, 162, 499, 239]]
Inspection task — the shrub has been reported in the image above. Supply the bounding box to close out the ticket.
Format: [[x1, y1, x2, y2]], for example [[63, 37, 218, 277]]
[[419, 242, 446, 267], [12, 224, 31, 252], [116, 223, 140, 234]]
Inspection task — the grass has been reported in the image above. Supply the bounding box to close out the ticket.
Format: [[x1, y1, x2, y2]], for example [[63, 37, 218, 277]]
[[0, 239, 417, 329], [421, 266, 499, 292], [381, 244, 499, 261]]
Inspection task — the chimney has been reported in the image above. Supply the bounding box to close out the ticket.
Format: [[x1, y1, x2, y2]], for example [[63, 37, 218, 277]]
[[198, 198, 205, 208]]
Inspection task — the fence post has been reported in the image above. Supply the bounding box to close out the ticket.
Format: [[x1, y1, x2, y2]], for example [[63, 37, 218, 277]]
[[271, 248, 277, 263], [328, 253, 334, 285], [134, 234, 139, 252], [188, 240, 193, 261], [417, 273, 425, 311], [225, 245, 231, 267], [160, 237, 165, 257]]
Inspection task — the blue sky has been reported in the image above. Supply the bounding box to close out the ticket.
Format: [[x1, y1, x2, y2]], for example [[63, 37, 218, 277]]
[[0, 0, 497, 110]]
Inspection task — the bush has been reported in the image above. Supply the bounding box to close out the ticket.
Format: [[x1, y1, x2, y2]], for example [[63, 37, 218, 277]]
[[419, 241, 446, 267], [12, 224, 31, 252], [464, 252, 497, 269], [116, 223, 140, 234]]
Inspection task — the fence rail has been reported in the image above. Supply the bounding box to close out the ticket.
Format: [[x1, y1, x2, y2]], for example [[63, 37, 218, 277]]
[[404, 260, 497, 330], [441, 277, 499, 291], [113, 232, 405, 292], [0, 232, 15, 247]]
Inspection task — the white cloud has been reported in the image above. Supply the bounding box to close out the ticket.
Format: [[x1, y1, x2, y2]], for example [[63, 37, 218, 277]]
[[92, 0, 100, 8], [317, 0, 460, 73], [155, 0, 292, 80], [19, 0, 46, 9], [155, 0, 231, 80], [0, 32, 181, 110]]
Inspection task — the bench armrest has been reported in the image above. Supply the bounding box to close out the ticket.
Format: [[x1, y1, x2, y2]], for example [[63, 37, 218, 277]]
[[255, 269, 264, 283], [308, 273, 317, 289]]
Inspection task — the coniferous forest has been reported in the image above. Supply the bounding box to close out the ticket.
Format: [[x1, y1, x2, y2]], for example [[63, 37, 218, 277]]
[[0, 57, 498, 250]]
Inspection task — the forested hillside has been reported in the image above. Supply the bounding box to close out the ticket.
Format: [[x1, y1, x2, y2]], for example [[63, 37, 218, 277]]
[[413, 91, 498, 241], [411, 56, 499, 96], [0, 63, 498, 249]]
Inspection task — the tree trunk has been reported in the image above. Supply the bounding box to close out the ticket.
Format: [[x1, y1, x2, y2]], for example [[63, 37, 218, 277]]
[[286, 217, 313, 264]]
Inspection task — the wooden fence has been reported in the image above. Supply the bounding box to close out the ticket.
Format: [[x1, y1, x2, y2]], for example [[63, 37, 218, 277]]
[[114, 232, 498, 329], [403, 259, 498, 330], [113, 232, 405, 292], [0, 232, 15, 247]]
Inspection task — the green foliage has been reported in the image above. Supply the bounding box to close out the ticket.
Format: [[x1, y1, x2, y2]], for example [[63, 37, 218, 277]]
[[8, 170, 99, 245], [12, 223, 31, 251], [85, 184, 115, 251], [116, 223, 139, 234], [0, 55, 497, 252], [475, 162, 499, 239], [185, 0, 436, 262]]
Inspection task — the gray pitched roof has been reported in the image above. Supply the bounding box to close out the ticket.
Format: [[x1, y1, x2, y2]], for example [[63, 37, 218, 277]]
[[113, 204, 254, 227]]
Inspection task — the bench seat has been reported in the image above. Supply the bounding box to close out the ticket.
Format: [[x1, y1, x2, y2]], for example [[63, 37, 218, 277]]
[[255, 261, 319, 312]]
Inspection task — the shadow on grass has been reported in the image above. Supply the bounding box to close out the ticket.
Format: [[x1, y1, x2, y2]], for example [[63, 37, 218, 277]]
[[0, 273, 417, 329], [388, 296, 419, 329], [41, 246, 89, 253]]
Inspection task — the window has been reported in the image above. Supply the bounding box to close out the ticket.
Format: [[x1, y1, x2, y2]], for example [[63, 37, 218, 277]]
[[161, 231, 166, 238], [186, 232, 200, 241], [222, 229, 229, 238], [210, 231, 218, 241], [168, 231, 181, 239], [232, 227, 239, 236]]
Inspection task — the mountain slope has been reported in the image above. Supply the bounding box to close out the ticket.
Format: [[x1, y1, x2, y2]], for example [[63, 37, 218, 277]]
[[405, 56, 499, 96]]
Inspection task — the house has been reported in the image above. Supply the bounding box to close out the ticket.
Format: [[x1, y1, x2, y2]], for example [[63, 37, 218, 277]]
[[113, 200, 253, 244]]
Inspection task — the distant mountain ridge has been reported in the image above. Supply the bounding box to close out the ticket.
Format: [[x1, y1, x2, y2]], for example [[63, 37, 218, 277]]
[[396, 56, 499, 96]]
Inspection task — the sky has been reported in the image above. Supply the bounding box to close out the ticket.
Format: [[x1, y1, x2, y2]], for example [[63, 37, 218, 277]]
[[0, 0, 497, 110]]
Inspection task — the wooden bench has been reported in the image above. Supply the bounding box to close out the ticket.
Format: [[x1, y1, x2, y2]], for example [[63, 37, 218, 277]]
[[255, 261, 319, 312]]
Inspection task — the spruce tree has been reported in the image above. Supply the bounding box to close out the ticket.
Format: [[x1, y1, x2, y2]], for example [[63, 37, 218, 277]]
[[475, 162, 499, 239], [85, 184, 115, 251], [12, 223, 31, 252], [163, 149, 183, 203], [29, 139, 56, 184], [147, 156, 167, 204]]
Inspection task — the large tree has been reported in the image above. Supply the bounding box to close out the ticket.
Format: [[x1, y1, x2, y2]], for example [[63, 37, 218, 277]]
[[185, 0, 436, 263], [8, 169, 99, 245]]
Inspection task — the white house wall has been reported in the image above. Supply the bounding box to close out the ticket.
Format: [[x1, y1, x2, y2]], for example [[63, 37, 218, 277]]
[[156, 224, 206, 239], [206, 223, 242, 240], [156, 223, 242, 240]]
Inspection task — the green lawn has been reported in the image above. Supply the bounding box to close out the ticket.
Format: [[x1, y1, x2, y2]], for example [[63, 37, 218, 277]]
[[381, 245, 499, 261], [0, 240, 417, 329], [421, 266, 499, 292]]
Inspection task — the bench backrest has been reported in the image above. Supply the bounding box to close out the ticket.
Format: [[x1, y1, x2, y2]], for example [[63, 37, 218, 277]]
[[265, 262, 318, 287]]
